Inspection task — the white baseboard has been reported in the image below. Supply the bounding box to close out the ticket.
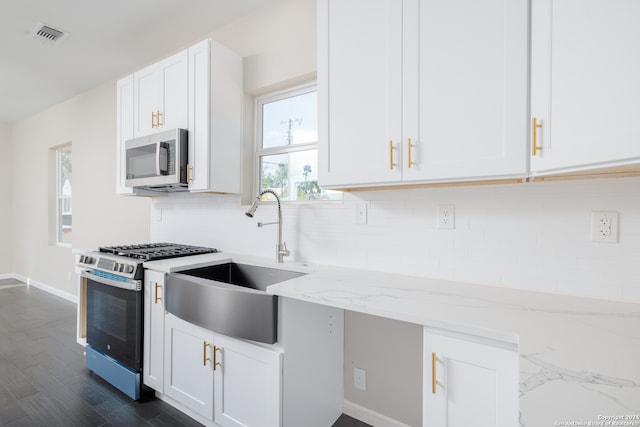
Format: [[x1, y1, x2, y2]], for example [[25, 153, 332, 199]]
[[343, 400, 412, 427], [12, 273, 78, 304]]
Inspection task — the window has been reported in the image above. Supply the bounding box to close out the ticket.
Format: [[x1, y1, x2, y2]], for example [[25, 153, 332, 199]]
[[56, 146, 72, 245], [256, 83, 340, 201]]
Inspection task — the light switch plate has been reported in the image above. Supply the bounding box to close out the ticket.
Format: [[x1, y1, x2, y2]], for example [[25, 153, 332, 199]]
[[355, 202, 368, 225], [354, 367, 366, 391]]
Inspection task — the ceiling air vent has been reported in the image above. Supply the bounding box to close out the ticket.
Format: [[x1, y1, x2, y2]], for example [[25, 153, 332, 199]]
[[31, 22, 68, 46]]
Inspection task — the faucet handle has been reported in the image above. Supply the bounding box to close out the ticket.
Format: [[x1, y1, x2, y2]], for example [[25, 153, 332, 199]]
[[280, 242, 290, 257]]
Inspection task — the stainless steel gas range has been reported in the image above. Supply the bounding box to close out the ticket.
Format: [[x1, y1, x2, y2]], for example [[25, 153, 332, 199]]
[[76, 243, 217, 400]]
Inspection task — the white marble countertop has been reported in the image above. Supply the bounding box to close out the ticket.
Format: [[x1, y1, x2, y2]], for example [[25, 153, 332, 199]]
[[145, 253, 640, 425]]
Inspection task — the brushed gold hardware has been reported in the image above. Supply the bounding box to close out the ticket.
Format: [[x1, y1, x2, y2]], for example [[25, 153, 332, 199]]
[[389, 140, 396, 170], [407, 138, 412, 169], [203, 341, 212, 366], [151, 111, 156, 128], [432, 352, 437, 394], [213, 346, 222, 371], [187, 164, 193, 182], [154, 283, 161, 304], [156, 110, 162, 127], [532, 117, 543, 156]]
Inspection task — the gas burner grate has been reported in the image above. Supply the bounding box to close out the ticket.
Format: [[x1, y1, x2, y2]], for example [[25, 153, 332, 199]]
[[99, 243, 218, 261]]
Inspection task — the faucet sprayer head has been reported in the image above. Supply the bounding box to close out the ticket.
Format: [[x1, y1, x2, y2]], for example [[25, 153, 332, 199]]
[[245, 197, 260, 218]]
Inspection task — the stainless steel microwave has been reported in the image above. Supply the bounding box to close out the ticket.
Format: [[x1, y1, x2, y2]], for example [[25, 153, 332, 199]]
[[125, 128, 188, 191]]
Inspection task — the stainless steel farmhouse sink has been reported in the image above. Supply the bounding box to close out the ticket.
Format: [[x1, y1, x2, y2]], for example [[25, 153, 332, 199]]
[[165, 262, 307, 344]]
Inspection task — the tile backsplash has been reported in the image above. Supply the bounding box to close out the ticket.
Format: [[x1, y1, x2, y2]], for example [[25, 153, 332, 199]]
[[151, 177, 640, 303]]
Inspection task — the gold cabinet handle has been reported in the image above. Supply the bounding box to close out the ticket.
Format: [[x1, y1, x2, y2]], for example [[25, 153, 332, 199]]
[[156, 110, 162, 127], [187, 164, 193, 182], [389, 140, 396, 170], [151, 111, 156, 128], [203, 341, 212, 366], [154, 282, 161, 304], [407, 138, 413, 169], [532, 117, 543, 156], [213, 346, 222, 371], [432, 352, 437, 394]]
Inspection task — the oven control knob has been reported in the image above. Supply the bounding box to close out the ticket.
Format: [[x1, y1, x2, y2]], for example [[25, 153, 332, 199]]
[[79, 255, 85, 263], [126, 265, 135, 274], [113, 263, 119, 272], [85, 257, 93, 264]]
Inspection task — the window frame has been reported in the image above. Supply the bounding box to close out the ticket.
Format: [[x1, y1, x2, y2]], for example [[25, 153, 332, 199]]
[[56, 145, 72, 247], [254, 81, 337, 202]]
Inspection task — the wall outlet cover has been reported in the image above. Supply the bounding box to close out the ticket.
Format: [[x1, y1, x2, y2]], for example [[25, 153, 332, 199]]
[[591, 211, 619, 243], [438, 204, 455, 229]]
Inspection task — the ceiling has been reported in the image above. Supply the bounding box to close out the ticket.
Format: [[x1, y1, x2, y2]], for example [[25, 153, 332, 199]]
[[0, 0, 280, 124]]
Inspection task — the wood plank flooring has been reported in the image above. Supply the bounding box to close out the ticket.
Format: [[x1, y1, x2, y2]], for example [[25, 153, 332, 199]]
[[0, 279, 370, 427]]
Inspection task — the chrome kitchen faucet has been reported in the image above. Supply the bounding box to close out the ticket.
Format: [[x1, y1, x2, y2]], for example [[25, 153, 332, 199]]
[[245, 189, 290, 263]]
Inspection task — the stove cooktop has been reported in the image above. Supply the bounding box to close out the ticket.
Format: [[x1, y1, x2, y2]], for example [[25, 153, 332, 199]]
[[98, 243, 218, 261]]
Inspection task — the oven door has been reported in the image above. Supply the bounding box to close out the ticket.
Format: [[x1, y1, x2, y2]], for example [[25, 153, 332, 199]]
[[84, 271, 143, 371]]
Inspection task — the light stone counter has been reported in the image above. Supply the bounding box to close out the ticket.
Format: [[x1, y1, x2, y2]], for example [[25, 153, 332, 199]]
[[145, 253, 640, 426]]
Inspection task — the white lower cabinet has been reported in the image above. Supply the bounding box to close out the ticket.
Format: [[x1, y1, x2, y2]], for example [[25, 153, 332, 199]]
[[213, 334, 282, 427], [423, 329, 518, 427], [143, 270, 165, 392], [163, 313, 282, 426], [164, 313, 215, 420]]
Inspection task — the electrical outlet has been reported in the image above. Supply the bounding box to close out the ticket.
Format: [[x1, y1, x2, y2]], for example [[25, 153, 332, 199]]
[[591, 212, 619, 243], [354, 367, 367, 391], [438, 204, 455, 229]]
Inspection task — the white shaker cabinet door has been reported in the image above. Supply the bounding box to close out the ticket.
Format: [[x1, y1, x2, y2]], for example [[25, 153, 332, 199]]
[[318, 0, 403, 187], [164, 314, 214, 421], [404, 0, 528, 182], [133, 49, 188, 138], [143, 270, 165, 392], [423, 330, 518, 427], [213, 334, 282, 427], [116, 75, 134, 195], [530, 0, 640, 175]]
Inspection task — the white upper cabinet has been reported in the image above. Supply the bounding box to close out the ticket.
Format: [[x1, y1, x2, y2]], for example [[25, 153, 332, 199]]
[[405, 0, 528, 182], [530, 0, 640, 176], [133, 50, 188, 138], [318, 0, 403, 187], [187, 39, 243, 193], [116, 76, 134, 195], [116, 38, 242, 195], [318, 0, 528, 188]]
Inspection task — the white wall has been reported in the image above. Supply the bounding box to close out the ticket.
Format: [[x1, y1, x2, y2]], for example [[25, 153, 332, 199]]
[[0, 123, 11, 274], [10, 80, 150, 298], [152, 179, 640, 303]]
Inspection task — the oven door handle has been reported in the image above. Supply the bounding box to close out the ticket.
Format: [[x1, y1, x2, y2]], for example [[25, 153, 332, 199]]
[[80, 270, 142, 291]]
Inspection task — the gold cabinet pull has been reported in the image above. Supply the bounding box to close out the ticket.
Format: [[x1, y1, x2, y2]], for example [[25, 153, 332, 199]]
[[213, 346, 222, 371], [532, 117, 543, 156], [407, 138, 413, 169], [389, 140, 396, 170], [187, 164, 193, 182], [151, 111, 156, 128], [156, 110, 162, 127], [203, 341, 212, 366], [154, 282, 161, 304], [432, 352, 437, 394]]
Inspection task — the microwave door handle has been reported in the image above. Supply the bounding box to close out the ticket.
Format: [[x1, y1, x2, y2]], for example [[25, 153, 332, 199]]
[[156, 142, 161, 176]]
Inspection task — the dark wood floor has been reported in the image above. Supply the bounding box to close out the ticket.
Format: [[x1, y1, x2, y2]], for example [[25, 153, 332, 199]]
[[0, 279, 370, 427]]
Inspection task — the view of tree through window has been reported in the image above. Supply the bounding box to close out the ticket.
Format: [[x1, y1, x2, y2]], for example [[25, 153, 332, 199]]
[[257, 84, 340, 201], [57, 146, 72, 245]]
